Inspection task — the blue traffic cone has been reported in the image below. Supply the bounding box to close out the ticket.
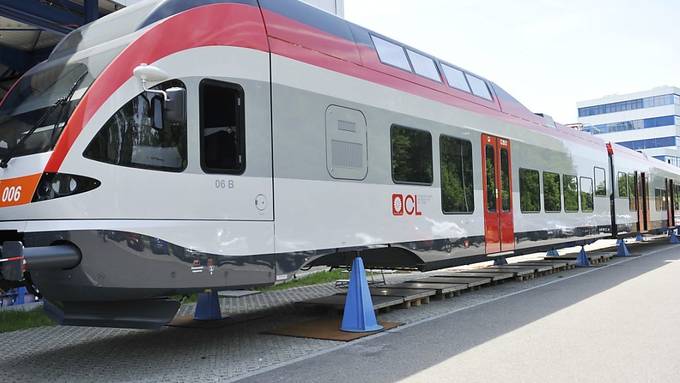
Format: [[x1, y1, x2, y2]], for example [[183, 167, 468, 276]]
[[493, 257, 508, 266], [670, 230, 680, 244], [546, 249, 560, 257], [635, 233, 643, 242], [194, 290, 222, 321], [616, 239, 631, 257], [340, 257, 383, 333], [576, 247, 590, 267]]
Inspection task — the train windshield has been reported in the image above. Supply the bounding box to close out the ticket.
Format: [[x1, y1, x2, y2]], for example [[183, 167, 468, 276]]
[[0, 62, 94, 159]]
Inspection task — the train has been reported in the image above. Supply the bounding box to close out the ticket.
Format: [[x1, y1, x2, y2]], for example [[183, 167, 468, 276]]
[[0, 0, 678, 328]]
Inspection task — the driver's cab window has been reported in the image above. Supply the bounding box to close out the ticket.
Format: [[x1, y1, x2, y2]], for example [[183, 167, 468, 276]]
[[83, 80, 187, 172], [199, 79, 245, 174]]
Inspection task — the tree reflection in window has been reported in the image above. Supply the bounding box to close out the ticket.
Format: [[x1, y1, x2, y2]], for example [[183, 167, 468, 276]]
[[564, 175, 579, 212], [543, 171, 561, 212], [594, 167, 606, 196], [440, 136, 474, 213], [580, 177, 594, 212], [628, 173, 636, 212], [618, 172, 628, 197], [500, 148, 510, 211], [84, 80, 187, 172], [519, 168, 540, 212], [391, 125, 432, 184]]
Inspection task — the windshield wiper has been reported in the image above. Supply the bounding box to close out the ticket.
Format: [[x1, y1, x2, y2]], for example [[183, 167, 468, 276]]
[[0, 72, 88, 169]]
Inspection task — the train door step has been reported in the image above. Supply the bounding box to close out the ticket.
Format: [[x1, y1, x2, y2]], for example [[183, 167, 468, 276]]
[[297, 294, 403, 312], [387, 282, 468, 299], [412, 276, 490, 289], [434, 272, 514, 283]]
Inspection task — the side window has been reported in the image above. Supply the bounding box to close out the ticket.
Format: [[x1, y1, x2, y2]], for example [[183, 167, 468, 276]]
[[441, 64, 471, 92], [628, 173, 636, 212], [465, 73, 492, 100], [564, 175, 579, 212], [371, 35, 412, 72], [200, 80, 245, 174], [500, 148, 511, 211], [519, 168, 541, 213], [84, 80, 187, 172], [390, 125, 432, 184], [406, 50, 441, 82], [543, 171, 562, 212], [440, 136, 474, 214], [325, 106, 368, 180], [675, 184, 680, 211], [594, 167, 607, 196], [617, 172, 628, 197], [580, 177, 594, 212], [655, 188, 668, 211]]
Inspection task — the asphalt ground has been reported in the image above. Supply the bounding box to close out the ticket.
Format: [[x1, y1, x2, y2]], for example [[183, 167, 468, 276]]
[[238, 240, 680, 383], [0, 239, 675, 382]]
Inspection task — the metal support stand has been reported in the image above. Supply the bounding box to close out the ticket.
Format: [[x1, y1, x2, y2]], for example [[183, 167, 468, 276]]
[[15, 287, 25, 305], [635, 233, 643, 242], [340, 256, 382, 333], [546, 248, 559, 257], [671, 229, 680, 244], [493, 257, 508, 266], [616, 239, 631, 257], [575, 246, 590, 267], [194, 290, 222, 321]]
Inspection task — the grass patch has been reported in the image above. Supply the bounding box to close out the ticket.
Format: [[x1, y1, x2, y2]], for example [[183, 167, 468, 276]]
[[0, 308, 55, 333], [258, 269, 348, 292]]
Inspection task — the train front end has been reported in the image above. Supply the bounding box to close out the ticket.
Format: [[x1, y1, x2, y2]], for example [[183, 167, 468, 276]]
[[0, 0, 277, 328]]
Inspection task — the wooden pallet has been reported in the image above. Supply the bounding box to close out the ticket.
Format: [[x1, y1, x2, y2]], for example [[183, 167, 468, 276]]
[[434, 272, 514, 284], [413, 276, 491, 290], [476, 266, 536, 281], [387, 282, 468, 299], [368, 287, 436, 309]]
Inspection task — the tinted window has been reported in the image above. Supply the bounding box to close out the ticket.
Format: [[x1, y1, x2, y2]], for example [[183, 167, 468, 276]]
[[406, 50, 441, 82], [655, 188, 668, 211], [84, 80, 187, 172], [594, 167, 606, 196], [485, 145, 496, 212], [441, 64, 471, 92], [543, 172, 561, 212], [371, 35, 411, 71], [440, 136, 474, 213], [466, 73, 492, 100], [519, 168, 540, 213], [200, 80, 245, 174], [500, 148, 510, 211], [580, 177, 594, 212], [391, 125, 432, 184], [564, 175, 579, 212], [628, 173, 636, 211], [617, 172, 628, 197]]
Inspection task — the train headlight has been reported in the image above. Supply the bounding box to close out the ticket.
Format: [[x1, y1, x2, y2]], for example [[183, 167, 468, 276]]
[[32, 173, 101, 202]]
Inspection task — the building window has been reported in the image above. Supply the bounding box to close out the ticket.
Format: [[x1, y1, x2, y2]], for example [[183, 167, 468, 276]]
[[371, 35, 412, 72], [617, 172, 628, 198], [465, 73, 492, 100], [440, 136, 474, 213], [200, 80, 245, 174], [580, 177, 594, 212], [519, 168, 540, 213], [543, 171, 562, 212], [83, 80, 187, 172], [564, 175, 579, 212], [441, 64, 471, 92], [578, 94, 677, 117], [594, 167, 607, 196], [406, 50, 441, 82], [391, 125, 432, 184]]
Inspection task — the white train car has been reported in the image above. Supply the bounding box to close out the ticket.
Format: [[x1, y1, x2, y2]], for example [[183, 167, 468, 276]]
[[0, 0, 678, 327]]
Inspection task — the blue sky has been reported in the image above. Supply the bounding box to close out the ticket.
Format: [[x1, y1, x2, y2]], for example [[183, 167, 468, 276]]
[[344, 0, 680, 123]]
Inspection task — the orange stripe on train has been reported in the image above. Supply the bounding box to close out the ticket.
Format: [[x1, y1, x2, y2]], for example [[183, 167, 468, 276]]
[[0, 174, 41, 208]]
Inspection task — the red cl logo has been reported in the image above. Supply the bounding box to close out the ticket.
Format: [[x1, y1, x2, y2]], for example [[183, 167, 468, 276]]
[[392, 193, 422, 216]]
